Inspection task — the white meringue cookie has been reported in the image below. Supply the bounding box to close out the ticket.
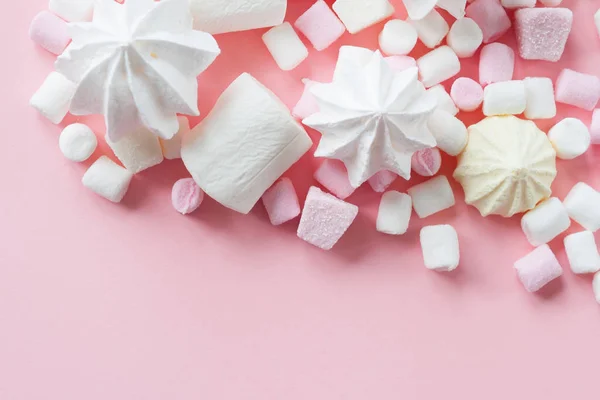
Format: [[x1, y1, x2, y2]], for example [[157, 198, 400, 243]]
[[56, 0, 220, 142]]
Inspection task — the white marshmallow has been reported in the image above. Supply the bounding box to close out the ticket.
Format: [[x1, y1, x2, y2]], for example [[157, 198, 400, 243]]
[[181, 73, 312, 214], [521, 197, 571, 246], [332, 0, 395, 34], [564, 183, 600, 232], [420, 225, 460, 272], [160, 116, 189, 160], [427, 85, 459, 116], [379, 20, 418, 56], [410, 10, 449, 49], [447, 18, 483, 58], [49, 0, 94, 22], [262, 22, 308, 71], [29, 72, 76, 124], [408, 175, 456, 218], [82, 156, 133, 203], [594, 272, 600, 304], [402, 0, 437, 20], [427, 109, 468, 156], [437, 0, 467, 19], [483, 80, 527, 116], [548, 118, 591, 160], [59, 123, 97, 162], [564, 231, 600, 274], [190, 0, 286, 34], [523, 77, 557, 120], [501, 0, 535, 8], [417, 46, 461, 88], [106, 128, 164, 174], [376, 191, 412, 235]]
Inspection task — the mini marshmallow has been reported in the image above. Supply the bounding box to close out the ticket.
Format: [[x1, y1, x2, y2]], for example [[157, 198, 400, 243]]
[[332, 0, 395, 34], [564, 231, 600, 275], [446, 18, 483, 58], [385, 56, 417, 73], [483, 80, 527, 117], [501, 0, 535, 8], [451, 77, 483, 112], [82, 156, 133, 203], [49, 0, 94, 22], [555, 69, 600, 111], [29, 11, 70, 55], [427, 109, 468, 156], [172, 178, 204, 215], [402, 0, 437, 20], [417, 46, 461, 88], [479, 43, 514, 86], [160, 117, 189, 160], [437, 0, 467, 19], [107, 128, 164, 174], [564, 183, 600, 232], [521, 197, 571, 247], [368, 170, 397, 193], [591, 109, 600, 145], [262, 22, 309, 71], [427, 85, 459, 116], [466, 0, 511, 44], [514, 245, 563, 292], [420, 225, 460, 272], [523, 77, 557, 120], [59, 123, 97, 162], [410, 10, 449, 49], [548, 118, 591, 160], [297, 186, 359, 250], [262, 178, 301, 226], [190, 0, 286, 34], [294, 0, 346, 51], [314, 159, 356, 200], [293, 79, 320, 120], [29, 72, 76, 124], [379, 19, 418, 56], [411, 148, 442, 177], [376, 191, 412, 235], [594, 272, 600, 304], [408, 176, 456, 218], [515, 8, 573, 63]]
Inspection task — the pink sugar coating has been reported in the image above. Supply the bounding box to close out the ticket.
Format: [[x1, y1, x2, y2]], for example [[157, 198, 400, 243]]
[[514, 8, 573, 62], [261, 178, 301, 226], [555, 69, 600, 111], [479, 43, 514, 87], [293, 79, 320, 120], [451, 77, 484, 112], [514, 244, 563, 293], [385, 56, 417, 73], [466, 0, 511, 44], [368, 170, 398, 193], [29, 11, 70, 55], [411, 148, 442, 177], [314, 159, 356, 200], [171, 178, 204, 215], [591, 109, 600, 145], [294, 0, 346, 51]]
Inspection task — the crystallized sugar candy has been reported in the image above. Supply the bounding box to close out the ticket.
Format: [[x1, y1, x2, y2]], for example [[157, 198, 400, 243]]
[[515, 8, 573, 62]]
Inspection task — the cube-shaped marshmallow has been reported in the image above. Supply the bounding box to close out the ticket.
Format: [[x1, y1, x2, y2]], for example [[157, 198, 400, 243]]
[[82, 156, 133, 203], [514, 245, 563, 292], [410, 10, 449, 49], [563, 183, 600, 232], [29, 11, 71, 55], [314, 159, 356, 200], [420, 225, 460, 272], [107, 128, 164, 174], [515, 8, 573, 62], [483, 80, 526, 116], [523, 77, 556, 120], [555, 69, 600, 111], [376, 191, 412, 235], [332, 0, 395, 34], [262, 178, 301, 226], [408, 175, 456, 218], [262, 22, 309, 71], [521, 197, 570, 246], [466, 0, 511, 44], [295, 0, 346, 51], [29, 72, 76, 124], [417, 46, 461, 88], [564, 231, 600, 274]]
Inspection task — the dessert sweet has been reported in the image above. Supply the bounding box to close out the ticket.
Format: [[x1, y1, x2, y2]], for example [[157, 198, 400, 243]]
[[376, 191, 412, 235]]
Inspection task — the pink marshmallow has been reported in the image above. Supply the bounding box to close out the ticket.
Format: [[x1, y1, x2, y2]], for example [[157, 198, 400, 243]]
[[29, 11, 70, 55], [261, 178, 301, 226], [450, 77, 484, 112], [314, 159, 357, 199], [479, 43, 514, 87], [411, 148, 442, 177], [293, 79, 320, 120], [368, 170, 398, 193], [515, 8, 573, 62], [514, 244, 563, 293], [466, 0, 511, 44], [555, 69, 600, 111], [385, 56, 417, 73], [297, 186, 359, 250], [294, 0, 346, 51], [591, 109, 600, 145], [172, 178, 204, 215]]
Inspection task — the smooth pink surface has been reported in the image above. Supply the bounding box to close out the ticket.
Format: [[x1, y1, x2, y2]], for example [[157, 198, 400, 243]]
[[3, 1, 600, 399], [451, 76, 484, 111], [28, 10, 70, 55]]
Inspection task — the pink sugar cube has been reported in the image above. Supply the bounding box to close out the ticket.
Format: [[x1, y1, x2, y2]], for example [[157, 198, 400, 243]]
[[385, 56, 417, 73], [555, 69, 600, 111], [368, 170, 397, 193], [314, 159, 357, 199], [591, 109, 600, 145], [514, 244, 563, 293], [293, 79, 320, 120], [261, 178, 301, 226], [515, 8, 573, 62], [479, 43, 515, 87], [466, 0, 511, 44], [294, 0, 346, 51], [29, 11, 70, 55], [297, 186, 359, 250], [451, 77, 483, 112]]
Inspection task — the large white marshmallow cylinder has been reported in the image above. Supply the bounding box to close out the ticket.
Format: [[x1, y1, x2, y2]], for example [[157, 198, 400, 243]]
[[417, 46, 460, 88], [521, 197, 570, 246]]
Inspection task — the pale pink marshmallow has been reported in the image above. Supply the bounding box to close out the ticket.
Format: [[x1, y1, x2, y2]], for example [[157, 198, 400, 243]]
[[293, 79, 320, 120], [515, 8, 573, 62], [261, 178, 301, 226], [368, 170, 397, 193], [479, 43, 514, 87], [314, 159, 357, 200], [297, 186, 359, 250], [501, 0, 535, 8], [450, 77, 483, 112], [514, 244, 563, 293], [385, 56, 417, 73], [555, 69, 600, 111], [411, 148, 442, 177], [466, 0, 511, 44], [29, 11, 70, 55], [172, 178, 204, 215], [294, 0, 346, 51], [591, 109, 600, 145]]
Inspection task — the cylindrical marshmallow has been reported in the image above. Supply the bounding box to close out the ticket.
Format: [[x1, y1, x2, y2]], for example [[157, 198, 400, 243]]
[[555, 69, 600, 111], [514, 245, 563, 293], [451, 77, 483, 112], [523, 77, 557, 120], [564, 231, 600, 275], [466, 0, 512, 43], [564, 183, 600, 233], [417, 46, 461, 88], [29, 11, 71, 55], [479, 43, 514, 86], [411, 148, 442, 177], [410, 10, 449, 49], [548, 118, 591, 160], [262, 22, 308, 71], [59, 123, 97, 162], [446, 18, 483, 58], [408, 176, 456, 218], [29, 72, 76, 124], [190, 0, 287, 34], [172, 178, 204, 215], [427, 109, 468, 156], [376, 191, 412, 235], [521, 197, 571, 247], [501, 0, 535, 8], [332, 0, 395, 34], [420, 225, 460, 272], [437, 0, 467, 19], [379, 19, 417, 56], [82, 156, 133, 203], [483, 80, 526, 116]]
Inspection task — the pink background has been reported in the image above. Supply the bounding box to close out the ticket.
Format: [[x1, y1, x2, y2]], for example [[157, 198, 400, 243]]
[[2, 0, 600, 399]]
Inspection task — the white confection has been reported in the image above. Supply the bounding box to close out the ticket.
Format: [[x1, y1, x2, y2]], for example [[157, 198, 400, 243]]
[[427, 85, 459, 116], [417, 46, 461, 88], [548, 118, 591, 160], [107, 128, 164, 174], [523, 77, 557, 120], [410, 10, 449, 49], [501, 0, 535, 8], [262, 22, 309, 71], [596, 10, 600, 38], [420, 225, 460, 272], [190, 0, 286, 34], [483, 80, 527, 116], [540, 0, 562, 6], [49, 0, 94, 22], [29, 72, 76, 124], [564, 231, 600, 274], [408, 176, 456, 218], [182, 73, 312, 214], [82, 156, 133, 203], [332, 0, 395, 34], [594, 272, 600, 304], [402, 0, 437, 20], [379, 20, 418, 56], [160, 116, 189, 160], [427, 109, 468, 156], [437, 0, 467, 19], [563, 183, 600, 232], [376, 191, 412, 235], [59, 123, 97, 162], [447, 18, 483, 58], [521, 198, 571, 246], [332, 46, 375, 82]]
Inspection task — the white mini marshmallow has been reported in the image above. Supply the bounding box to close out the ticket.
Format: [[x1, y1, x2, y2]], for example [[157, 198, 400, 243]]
[[420, 225, 460, 272], [427, 109, 468, 156], [594, 272, 600, 304], [379, 19, 418, 56], [410, 10, 449, 49], [107, 128, 164, 174], [190, 0, 286, 34], [332, 0, 395, 34], [417, 46, 461, 88], [564, 183, 600, 232], [49, 0, 94, 22], [159, 116, 190, 160], [483, 80, 526, 116], [501, 0, 535, 8], [427, 85, 459, 116], [548, 118, 591, 160], [564, 231, 600, 274], [376, 191, 412, 235], [262, 22, 308, 71], [437, 0, 467, 19], [29, 72, 76, 124], [82, 156, 133, 203], [408, 175, 456, 218], [402, 0, 437, 20], [447, 18, 483, 58], [59, 123, 97, 162], [521, 197, 571, 246], [523, 77, 557, 120]]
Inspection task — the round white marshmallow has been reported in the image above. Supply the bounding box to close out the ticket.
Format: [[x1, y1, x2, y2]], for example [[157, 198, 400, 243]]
[[548, 118, 591, 160], [447, 18, 483, 58], [59, 123, 97, 162], [379, 19, 418, 56]]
